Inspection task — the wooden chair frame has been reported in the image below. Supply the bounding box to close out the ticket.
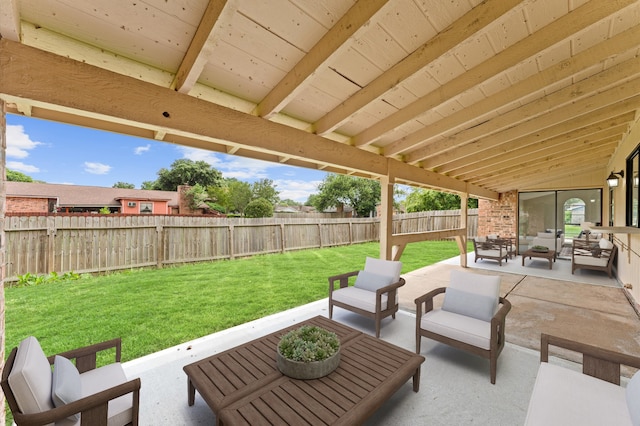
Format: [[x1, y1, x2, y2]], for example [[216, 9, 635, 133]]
[[415, 288, 511, 384], [328, 270, 405, 338], [1, 338, 141, 426], [571, 239, 617, 278]]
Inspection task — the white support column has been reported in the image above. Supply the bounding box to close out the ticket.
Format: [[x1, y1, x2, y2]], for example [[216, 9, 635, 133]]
[[379, 175, 394, 260]]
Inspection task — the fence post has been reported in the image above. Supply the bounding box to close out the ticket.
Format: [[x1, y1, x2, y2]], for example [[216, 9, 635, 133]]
[[229, 225, 235, 259], [156, 223, 164, 269], [47, 216, 56, 274], [318, 223, 323, 248], [280, 223, 285, 253], [348, 221, 353, 245]]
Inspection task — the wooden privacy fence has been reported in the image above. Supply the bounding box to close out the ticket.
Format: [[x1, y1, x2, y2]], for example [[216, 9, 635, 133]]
[[4, 209, 477, 280]]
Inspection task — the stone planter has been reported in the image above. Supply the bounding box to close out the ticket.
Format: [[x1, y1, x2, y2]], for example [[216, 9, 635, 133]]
[[276, 347, 341, 380]]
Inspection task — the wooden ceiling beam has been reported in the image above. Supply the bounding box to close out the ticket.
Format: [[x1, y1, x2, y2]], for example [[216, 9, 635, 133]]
[[384, 24, 640, 157], [0, 0, 20, 41], [450, 122, 631, 178], [0, 38, 497, 200], [352, 0, 635, 147], [414, 77, 640, 168], [471, 143, 616, 187], [313, 0, 520, 136], [254, 0, 389, 119], [171, 0, 232, 93]]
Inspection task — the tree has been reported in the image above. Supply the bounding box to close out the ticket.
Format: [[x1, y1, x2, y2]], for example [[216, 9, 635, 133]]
[[148, 159, 223, 191], [7, 169, 34, 182], [251, 178, 279, 204], [311, 174, 380, 217], [185, 184, 208, 210], [140, 181, 156, 190], [404, 188, 478, 212], [244, 198, 274, 218], [113, 181, 135, 189]]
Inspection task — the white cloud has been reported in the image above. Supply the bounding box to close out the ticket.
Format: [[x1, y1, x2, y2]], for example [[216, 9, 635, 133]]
[[134, 144, 151, 155], [7, 161, 40, 173], [6, 125, 42, 159], [84, 162, 111, 175], [275, 179, 322, 202], [178, 146, 221, 166]]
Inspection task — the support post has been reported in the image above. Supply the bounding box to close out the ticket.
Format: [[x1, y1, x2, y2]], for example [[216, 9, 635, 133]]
[[0, 99, 7, 425], [379, 175, 394, 260], [457, 193, 469, 268]]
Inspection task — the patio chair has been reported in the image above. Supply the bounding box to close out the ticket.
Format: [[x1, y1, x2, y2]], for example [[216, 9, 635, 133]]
[[415, 270, 511, 384], [328, 257, 404, 338], [1, 336, 141, 426], [571, 237, 618, 278], [472, 237, 509, 266]]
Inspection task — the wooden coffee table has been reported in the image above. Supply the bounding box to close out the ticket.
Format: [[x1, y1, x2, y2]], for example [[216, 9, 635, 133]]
[[522, 249, 556, 269], [183, 316, 424, 425]]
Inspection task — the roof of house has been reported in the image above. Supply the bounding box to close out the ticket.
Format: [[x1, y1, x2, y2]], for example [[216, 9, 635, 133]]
[[6, 182, 179, 208]]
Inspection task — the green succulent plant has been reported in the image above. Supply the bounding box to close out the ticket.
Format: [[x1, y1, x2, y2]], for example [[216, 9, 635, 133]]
[[278, 326, 340, 363]]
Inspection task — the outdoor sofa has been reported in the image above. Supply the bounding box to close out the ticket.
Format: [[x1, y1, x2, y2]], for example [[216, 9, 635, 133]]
[[525, 334, 640, 425]]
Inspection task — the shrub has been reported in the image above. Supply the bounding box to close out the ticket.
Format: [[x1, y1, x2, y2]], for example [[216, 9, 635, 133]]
[[244, 198, 273, 218]]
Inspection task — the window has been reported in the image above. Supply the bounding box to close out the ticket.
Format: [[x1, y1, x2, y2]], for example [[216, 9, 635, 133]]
[[140, 202, 153, 214], [626, 144, 640, 227]]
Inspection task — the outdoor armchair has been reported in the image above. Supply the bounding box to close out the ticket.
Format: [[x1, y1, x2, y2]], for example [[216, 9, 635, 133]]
[[572, 238, 617, 278], [328, 257, 404, 338], [415, 270, 511, 384], [2, 336, 141, 426], [472, 237, 509, 266]]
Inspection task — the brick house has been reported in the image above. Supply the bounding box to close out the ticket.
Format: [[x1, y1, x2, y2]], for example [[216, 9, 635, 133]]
[[6, 181, 182, 215]]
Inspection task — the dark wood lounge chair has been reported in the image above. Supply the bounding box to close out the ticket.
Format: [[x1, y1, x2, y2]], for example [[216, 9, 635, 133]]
[[2, 336, 141, 426], [571, 238, 617, 278]]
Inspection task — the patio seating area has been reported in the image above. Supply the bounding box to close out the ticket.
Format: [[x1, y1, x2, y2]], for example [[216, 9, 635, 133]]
[[118, 253, 640, 425]]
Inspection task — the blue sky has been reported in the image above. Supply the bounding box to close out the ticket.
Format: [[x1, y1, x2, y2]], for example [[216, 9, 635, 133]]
[[6, 114, 329, 202]]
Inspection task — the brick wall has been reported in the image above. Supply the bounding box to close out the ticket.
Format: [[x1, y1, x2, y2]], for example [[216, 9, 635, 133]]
[[477, 190, 517, 237], [7, 196, 49, 213]]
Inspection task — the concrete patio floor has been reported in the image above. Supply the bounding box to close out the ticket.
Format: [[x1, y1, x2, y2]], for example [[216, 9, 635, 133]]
[[122, 253, 640, 425]]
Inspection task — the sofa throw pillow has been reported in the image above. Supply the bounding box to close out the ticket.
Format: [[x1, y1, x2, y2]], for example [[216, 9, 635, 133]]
[[599, 238, 614, 250], [52, 355, 81, 424], [354, 270, 394, 292], [627, 370, 640, 425], [442, 287, 497, 322]]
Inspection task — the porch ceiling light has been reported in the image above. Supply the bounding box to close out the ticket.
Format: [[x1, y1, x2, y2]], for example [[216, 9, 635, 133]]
[[607, 170, 624, 188]]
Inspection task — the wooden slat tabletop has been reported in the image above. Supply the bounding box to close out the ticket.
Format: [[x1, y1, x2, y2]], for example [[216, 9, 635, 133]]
[[218, 331, 424, 425], [183, 316, 362, 415]]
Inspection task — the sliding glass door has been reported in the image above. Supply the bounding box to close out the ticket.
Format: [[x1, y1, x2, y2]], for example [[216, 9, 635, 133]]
[[518, 189, 602, 256]]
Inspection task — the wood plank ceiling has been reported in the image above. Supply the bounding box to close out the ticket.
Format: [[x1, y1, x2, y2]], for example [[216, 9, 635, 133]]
[[1, 0, 639, 199]]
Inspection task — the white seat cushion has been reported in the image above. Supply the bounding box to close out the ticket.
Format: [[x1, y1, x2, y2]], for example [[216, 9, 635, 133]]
[[332, 286, 394, 313], [420, 309, 491, 350], [8, 336, 55, 417], [525, 362, 631, 425], [575, 256, 609, 267], [476, 249, 504, 257], [80, 363, 133, 426]]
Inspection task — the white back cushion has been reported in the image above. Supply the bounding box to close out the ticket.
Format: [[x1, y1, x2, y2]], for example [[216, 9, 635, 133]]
[[8, 336, 55, 415], [363, 257, 402, 282], [599, 238, 614, 250], [52, 356, 82, 425], [354, 270, 394, 292], [449, 270, 500, 299], [443, 270, 500, 322]]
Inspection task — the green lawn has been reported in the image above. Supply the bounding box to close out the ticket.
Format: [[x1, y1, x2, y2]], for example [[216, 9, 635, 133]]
[[5, 240, 467, 361]]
